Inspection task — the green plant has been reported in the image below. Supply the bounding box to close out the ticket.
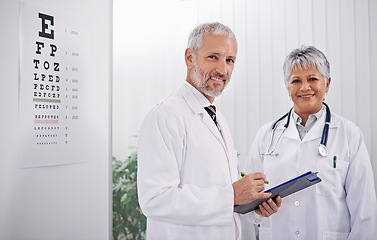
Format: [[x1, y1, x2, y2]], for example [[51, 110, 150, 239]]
[[113, 149, 146, 240]]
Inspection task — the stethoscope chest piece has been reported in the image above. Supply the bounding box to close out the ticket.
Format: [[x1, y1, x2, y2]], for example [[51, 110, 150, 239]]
[[318, 144, 328, 157]]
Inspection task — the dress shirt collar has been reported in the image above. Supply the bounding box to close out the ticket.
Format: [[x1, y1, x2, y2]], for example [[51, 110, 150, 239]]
[[184, 81, 214, 108], [292, 105, 325, 127]]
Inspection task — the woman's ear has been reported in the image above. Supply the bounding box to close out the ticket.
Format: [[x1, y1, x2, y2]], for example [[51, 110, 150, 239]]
[[325, 77, 331, 92]]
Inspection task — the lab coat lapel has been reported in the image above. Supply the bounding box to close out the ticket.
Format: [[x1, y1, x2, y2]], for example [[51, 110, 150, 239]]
[[276, 109, 339, 143], [302, 109, 339, 142], [216, 112, 238, 182], [201, 109, 238, 181], [302, 114, 325, 142], [178, 83, 226, 147], [276, 112, 324, 142], [275, 114, 300, 140], [202, 113, 225, 143], [178, 83, 238, 181]]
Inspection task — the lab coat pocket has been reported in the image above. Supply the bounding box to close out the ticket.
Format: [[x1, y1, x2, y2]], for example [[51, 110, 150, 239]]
[[316, 156, 349, 198], [257, 216, 272, 240], [258, 227, 272, 240], [322, 231, 349, 240]]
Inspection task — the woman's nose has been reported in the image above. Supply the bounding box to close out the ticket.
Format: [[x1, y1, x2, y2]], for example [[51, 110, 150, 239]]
[[300, 81, 311, 91]]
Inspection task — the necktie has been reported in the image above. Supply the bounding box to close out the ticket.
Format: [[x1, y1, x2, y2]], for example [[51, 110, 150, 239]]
[[204, 105, 220, 130]]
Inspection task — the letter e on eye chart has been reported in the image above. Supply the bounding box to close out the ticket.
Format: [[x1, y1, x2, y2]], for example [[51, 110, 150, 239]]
[[19, 2, 89, 168]]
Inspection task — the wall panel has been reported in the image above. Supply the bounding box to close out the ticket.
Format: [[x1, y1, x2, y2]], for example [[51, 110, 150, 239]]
[[369, 0, 377, 189], [312, 0, 327, 51], [233, 0, 248, 158], [258, 0, 274, 126], [271, 0, 289, 119], [298, 0, 314, 45], [285, 0, 300, 52], [245, 0, 261, 150], [339, 0, 357, 122], [325, 0, 342, 114], [355, 0, 372, 151], [1, 0, 112, 239]]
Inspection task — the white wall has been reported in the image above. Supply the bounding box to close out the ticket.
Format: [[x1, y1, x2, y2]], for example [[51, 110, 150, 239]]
[[0, 0, 112, 239], [112, 0, 197, 159], [113, 0, 377, 192]]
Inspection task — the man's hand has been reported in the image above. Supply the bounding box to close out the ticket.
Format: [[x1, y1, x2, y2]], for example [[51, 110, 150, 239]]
[[232, 172, 271, 205], [254, 195, 282, 217]]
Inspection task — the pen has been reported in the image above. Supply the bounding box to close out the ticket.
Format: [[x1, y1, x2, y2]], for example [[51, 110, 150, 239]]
[[241, 172, 269, 184], [333, 156, 337, 168]]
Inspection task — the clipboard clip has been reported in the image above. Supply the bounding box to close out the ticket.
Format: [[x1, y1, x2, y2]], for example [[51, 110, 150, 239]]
[[307, 172, 320, 182]]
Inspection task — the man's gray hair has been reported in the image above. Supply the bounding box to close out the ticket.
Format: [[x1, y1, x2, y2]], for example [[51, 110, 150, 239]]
[[283, 46, 330, 88], [187, 22, 237, 55]]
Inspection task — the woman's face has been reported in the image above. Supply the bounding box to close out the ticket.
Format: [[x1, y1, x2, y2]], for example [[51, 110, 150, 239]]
[[288, 65, 330, 118]]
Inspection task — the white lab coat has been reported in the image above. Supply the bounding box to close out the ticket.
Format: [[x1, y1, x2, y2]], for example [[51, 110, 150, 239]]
[[245, 107, 377, 240], [137, 82, 248, 240]]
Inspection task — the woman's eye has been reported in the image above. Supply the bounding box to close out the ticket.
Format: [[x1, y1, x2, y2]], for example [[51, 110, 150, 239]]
[[291, 79, 300, 84], [309, 78, 318, 81]]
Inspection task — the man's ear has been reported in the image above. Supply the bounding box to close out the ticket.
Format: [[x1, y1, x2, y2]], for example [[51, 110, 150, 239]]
[[185, 48, 194, 68]]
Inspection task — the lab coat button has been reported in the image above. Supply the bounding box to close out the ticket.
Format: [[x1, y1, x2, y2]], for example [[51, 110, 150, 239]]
[[295, 231, 300, 236], [295, 201, 300, 206]]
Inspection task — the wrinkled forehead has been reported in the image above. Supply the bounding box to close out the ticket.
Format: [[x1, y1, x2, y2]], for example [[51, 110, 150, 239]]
[[200, 33, 237, 54]]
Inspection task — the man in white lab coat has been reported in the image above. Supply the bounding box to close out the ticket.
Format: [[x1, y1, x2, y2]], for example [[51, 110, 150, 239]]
[[137, 22, 281, 240]]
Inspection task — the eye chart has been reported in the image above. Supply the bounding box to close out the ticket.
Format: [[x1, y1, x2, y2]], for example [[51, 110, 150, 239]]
[[19, 2, 89, 168]]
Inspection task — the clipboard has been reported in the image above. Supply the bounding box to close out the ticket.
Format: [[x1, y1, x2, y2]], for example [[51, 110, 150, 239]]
[[234, 171, 321, 214]]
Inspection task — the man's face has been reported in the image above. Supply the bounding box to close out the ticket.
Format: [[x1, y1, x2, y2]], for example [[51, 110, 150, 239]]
[[186, 33, 237, 102]]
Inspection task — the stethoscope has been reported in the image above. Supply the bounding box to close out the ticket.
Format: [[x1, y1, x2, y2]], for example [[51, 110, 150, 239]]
[[262, 102, 331, 157]]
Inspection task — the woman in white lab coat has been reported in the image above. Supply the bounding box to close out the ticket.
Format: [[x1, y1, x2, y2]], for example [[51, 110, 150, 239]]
[[245, 46, 377, 239]]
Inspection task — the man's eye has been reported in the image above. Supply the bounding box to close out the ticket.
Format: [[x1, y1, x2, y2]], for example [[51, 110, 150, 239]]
[[227, 59, 235, 63], [208, 55, 216, 59]]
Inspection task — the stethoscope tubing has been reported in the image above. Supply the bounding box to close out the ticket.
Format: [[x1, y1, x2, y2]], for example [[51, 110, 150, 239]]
[[262, 102, 331, 157], [321, 102, 331, 147]]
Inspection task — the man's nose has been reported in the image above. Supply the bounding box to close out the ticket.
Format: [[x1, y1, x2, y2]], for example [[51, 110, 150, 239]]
[[215, 60, 228, 75]]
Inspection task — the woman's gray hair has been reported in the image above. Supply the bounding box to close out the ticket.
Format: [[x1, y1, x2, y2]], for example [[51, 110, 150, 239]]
[[187, 22, 237, 55], [283, 46, 330, 88]]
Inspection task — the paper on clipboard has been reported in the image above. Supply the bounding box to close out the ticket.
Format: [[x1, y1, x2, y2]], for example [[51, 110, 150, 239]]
[[234, 171, 322, 214]]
